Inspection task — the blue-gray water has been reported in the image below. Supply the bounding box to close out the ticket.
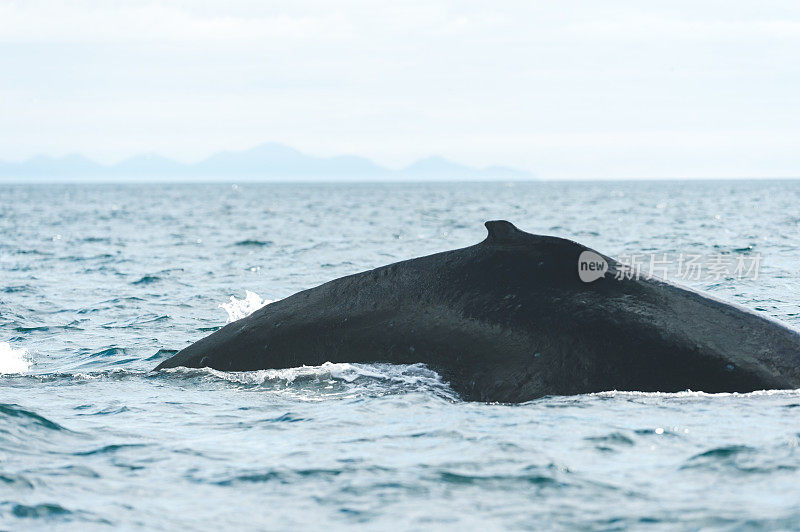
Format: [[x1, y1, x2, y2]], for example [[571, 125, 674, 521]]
[[2, 181, 800, 530]]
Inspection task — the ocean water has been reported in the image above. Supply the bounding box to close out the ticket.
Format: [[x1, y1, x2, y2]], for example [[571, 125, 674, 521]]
[[2, 180, 800, 530]]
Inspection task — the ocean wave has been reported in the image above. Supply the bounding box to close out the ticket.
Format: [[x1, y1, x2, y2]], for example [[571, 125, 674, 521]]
[[2, 361, 456, 399], [234, 239, 273, 247], [158, 361, 428, 384], [132, 275, 161, 285], [590, 388, 800, 399], [9, 503, 72, 519], [158, 362, 456, 399], [2, 368, 145, 383], [0, 403, 68, 431], [0, 402, 83, 456], [0, 341, 32, 374]]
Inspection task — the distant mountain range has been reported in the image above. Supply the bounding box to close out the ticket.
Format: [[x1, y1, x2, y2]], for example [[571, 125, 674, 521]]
[[0, 143, 533, 181]]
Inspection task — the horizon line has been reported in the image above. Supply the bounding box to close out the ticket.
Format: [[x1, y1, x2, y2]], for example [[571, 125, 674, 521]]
[[2, 176, 799, 185]]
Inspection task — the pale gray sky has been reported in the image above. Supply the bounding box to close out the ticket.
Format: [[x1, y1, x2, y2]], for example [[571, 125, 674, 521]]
[[1, 0, 799, 178]]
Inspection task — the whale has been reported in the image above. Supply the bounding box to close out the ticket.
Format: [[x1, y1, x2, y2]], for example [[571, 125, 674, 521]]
[[155, 221, 800, 402]]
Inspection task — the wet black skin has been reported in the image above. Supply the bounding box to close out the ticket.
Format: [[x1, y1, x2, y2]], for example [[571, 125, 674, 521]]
[[155, 221, 800, 402]]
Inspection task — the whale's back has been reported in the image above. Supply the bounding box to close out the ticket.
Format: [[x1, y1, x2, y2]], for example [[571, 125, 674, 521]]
[[156, 221, 800, 401]]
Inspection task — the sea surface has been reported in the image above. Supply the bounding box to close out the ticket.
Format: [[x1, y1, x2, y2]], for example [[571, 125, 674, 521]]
[[2, 180, 800, 530]]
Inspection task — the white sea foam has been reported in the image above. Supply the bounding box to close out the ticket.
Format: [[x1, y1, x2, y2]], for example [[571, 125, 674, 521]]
[[0, 342, 32, 374], [592, 388, 800, 399], [163, 361, 439, 384], [219, 290, 276, 323]]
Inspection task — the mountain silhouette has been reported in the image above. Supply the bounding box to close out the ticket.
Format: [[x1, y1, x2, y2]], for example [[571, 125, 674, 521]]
[[0, 143, 533, 181]]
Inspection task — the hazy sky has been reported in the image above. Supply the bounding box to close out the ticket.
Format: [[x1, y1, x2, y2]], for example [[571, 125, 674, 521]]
[[1, 0, 799, 178]]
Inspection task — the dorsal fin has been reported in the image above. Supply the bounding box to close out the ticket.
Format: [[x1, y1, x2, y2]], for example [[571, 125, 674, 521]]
[[484, 220, 526, 243]]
